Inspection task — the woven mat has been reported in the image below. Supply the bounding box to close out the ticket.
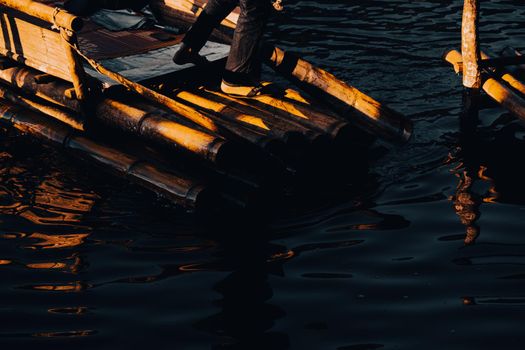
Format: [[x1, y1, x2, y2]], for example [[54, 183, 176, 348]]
[[35, 1, 185, 60]]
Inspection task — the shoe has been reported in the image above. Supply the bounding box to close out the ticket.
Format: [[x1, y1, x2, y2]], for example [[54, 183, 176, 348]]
[[220, 80, 272, 98], [173, 43, 209, 66]]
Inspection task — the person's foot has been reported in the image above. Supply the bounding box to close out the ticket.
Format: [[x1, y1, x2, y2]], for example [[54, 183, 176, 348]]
[[173, 43, 209, 65], [220, 80, 272, 98]]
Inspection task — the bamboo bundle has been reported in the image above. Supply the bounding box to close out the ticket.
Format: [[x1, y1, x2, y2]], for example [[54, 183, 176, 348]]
[[149, 0, 412, 144], [0, 83, 84, 130], [445, 49, 525, 123], [205, 86, 352, 140], [95, 97, 232, 164], [0, 63, 237, 165], [0, 99, 212, 209], [172, 89, 316, 146], [198, 89, 334, 151]]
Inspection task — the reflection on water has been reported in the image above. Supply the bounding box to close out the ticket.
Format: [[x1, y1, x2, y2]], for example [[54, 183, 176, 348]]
[[2, 0, 525, 349]]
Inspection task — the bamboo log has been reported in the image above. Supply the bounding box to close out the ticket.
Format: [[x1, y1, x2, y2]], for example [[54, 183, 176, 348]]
[[95, 98, 231, 164], [461, 0, 481, 89], [0, 83, 84, 130], [0, 0, 83, 31], [445, 49, 525, 123], [0, 99, 211, 209]]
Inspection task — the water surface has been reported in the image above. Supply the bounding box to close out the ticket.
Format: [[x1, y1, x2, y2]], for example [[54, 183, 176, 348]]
[[2, 1, 525, 349]]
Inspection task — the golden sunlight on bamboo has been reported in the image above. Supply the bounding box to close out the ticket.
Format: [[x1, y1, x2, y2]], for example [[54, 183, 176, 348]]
[[445, 49, 525, 122], [263, 45, 412, 144], [461, 0, 481, 89], [480, 52, 525, 96]]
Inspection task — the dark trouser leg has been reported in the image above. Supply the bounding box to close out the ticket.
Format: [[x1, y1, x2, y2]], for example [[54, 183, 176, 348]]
[[182, 0, 239, 51], [223, 0, 271, 84]]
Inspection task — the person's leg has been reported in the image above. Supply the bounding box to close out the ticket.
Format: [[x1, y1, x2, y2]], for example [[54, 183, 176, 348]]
[[174, 0, 238, 65], [221, 0, 271, 95]]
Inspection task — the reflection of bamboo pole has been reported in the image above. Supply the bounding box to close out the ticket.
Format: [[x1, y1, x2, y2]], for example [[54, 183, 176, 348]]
[[0, 99, 212, 209], [445, 50, 525, 122], [461, 0, 481, 89]]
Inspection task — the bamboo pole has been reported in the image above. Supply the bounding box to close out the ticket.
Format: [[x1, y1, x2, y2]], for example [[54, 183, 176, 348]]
[[481, 51, 525, 96], [461, 0, 481, 90], [0, 99, 212, 209], [0, 83, 84, 130], [60, 29, 89, 104], [445, 49, 525, 123], [0, 0, 83, 31]]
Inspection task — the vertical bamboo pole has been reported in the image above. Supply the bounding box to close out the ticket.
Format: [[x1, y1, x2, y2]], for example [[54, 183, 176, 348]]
[[60, 28, 89, 103], [461, 0, 481, 123], [461, 0, 481, 90]]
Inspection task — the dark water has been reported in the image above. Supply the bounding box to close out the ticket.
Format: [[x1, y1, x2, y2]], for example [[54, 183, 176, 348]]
[[2, 1, 525, 349]]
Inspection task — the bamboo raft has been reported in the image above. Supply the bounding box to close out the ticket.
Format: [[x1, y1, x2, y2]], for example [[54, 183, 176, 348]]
[[0, 0, 412, 210], [444, 0, 525, 125]]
